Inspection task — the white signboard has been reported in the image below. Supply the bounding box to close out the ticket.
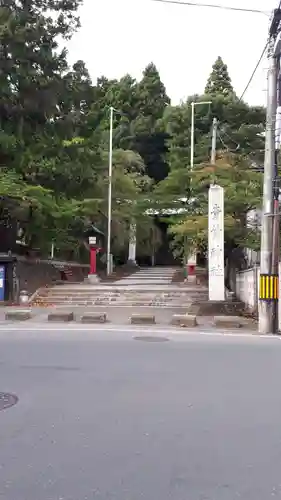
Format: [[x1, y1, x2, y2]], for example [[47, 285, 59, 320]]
[[88, 236, 97, 245], [208, 184, 225, 301]]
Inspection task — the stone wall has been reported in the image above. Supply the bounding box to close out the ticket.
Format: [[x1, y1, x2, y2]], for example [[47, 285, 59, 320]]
[[15, 257, 89, 296]]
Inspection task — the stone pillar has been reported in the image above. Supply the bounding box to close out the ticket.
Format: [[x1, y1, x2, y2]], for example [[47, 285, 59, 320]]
[[208, 184, 225, 301], [128, 222, 137, 265]]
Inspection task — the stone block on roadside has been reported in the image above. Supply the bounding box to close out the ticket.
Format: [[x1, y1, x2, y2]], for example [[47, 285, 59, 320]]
[[87, 274, 100, 284], [213, 315, 242, 329], [5, 310, 32, 321], [171, 314, 198, 327], [48, 311, 74, 322], [81, 313, 107, 324], [130, 314, 156, 325]]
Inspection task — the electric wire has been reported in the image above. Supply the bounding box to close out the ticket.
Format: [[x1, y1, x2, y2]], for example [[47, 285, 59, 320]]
[[217, 131, 229, 151], [218, 127, 266, 174], [150, 0, 269, 15], [239, 42, 269, 101], [151, 0, 270, 102], [237, 1, 281, 101]]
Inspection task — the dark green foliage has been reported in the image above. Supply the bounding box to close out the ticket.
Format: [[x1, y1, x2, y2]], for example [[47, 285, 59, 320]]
[[0, 5, 266, 261]]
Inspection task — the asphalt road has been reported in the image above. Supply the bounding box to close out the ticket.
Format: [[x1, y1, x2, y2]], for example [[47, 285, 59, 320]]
[[0, 327, 281, 500]]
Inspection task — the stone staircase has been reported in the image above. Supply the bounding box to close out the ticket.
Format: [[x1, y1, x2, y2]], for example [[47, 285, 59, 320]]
[[31, 283, 208, 308], [30, 267, 209, 316]]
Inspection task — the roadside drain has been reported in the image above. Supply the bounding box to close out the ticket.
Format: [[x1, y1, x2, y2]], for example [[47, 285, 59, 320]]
[[0, 393, 18, 412], [133, 336, 170, 343]]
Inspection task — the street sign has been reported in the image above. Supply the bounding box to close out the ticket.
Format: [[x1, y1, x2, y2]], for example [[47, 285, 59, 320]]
[[89, 236, 97, 245]]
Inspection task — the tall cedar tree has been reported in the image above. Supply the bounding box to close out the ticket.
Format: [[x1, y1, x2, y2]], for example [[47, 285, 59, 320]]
[[132, 63, 170, 181], [205, 56, 234, 97]]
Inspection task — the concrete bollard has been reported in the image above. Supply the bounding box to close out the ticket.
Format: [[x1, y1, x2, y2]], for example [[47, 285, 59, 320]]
[[130, 314, 156, 325], [5, 310, 32, 321], [171, 314, 198, 327], [213, 316, 242, 329], [81, 313, 107, 324], [48, 312, 74, 322]]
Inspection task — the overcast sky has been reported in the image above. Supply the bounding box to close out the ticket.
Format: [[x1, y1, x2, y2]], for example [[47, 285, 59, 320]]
[[66, 0, 277, 106]]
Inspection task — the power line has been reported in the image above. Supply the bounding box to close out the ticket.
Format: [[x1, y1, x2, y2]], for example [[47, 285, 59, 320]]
[[239, 41, 269, 101], [217, 131, 229, 151], [150, 0, 269, 15], [239, 4, 281, 101], [218, 127, 266, 169], [217, 128, 241, 153]]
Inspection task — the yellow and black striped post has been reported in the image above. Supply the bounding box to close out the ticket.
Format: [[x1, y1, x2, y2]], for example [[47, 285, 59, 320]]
[[259, 274, 279, 301]]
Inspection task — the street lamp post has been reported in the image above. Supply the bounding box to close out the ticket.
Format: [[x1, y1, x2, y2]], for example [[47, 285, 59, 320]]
[[186, 101, 211, 282], [106, 106, 114, 276]]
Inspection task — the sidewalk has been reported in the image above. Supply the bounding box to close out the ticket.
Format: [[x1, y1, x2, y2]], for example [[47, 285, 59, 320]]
[[0, 305, 258, 333]]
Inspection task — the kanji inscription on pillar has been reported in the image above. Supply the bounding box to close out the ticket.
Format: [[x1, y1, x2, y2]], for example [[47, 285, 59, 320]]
[[208, 184, 225, 301]]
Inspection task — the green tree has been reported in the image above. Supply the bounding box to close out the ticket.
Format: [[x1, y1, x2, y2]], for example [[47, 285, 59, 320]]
[[0, 0, 83, 252], [155, 70, 265, 261], [88, 64, 171, 183], [169, 154, 263, 260], [137, 63, 170, 118], [129, 63, 170, 182], [205, 56, 234, 97], [0, 1, 267, 271]]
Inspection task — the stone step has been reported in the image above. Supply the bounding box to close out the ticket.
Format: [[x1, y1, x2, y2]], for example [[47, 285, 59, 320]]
[[33, 294, 192, 302], [33, 297, 206, 307], [36, 293, 197, 300], [35, 294, 196, 303], [36, 293, 191, 299], [31, 277, 208, 307], [35, 284, 205, 292], [36, 286, 206, 295], [33, 298, 192, 306], [33, 303, 191, 308]]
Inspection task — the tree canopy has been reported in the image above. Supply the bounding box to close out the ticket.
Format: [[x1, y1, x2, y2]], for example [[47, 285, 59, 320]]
[[0, 3, 266, 266]]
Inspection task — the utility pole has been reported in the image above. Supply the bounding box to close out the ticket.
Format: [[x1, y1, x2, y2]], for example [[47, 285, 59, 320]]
[[271, 29, 281, 333], [211, 117, 218, 165], [259, 39, 278, 334], [106, 106, 114, 276]]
